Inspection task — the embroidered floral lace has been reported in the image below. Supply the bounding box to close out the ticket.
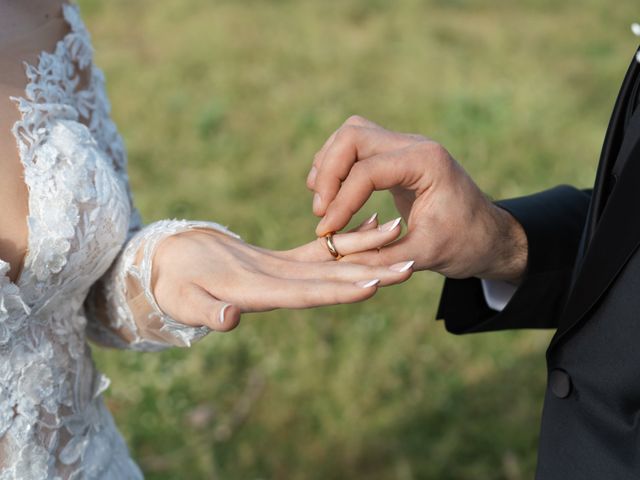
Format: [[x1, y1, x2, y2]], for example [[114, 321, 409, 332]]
[[0, 3, 236, 478]]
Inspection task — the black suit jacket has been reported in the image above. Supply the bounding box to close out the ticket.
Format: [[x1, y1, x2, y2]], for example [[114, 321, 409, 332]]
[[437, 48, 640, 479]]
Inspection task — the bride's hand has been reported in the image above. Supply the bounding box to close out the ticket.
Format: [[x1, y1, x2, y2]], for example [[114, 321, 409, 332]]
[[152, 214, 414, 332]]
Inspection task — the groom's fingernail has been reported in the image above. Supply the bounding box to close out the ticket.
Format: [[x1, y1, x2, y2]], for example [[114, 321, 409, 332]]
[[313, 193, 322, 212], [379, 217, 402, 232], [219, 304, 231, 324], [356, 278, 380, 289], [307, 166, 318, 185], [365, 212, 378, 225], [389, 260, 415, 272], [317, 217, 328, 235]]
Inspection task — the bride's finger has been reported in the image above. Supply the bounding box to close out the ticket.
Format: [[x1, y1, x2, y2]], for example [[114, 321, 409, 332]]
[[244, 276, 381, 311], [249, 211, 378, 260], [330, 216, 402, 257], [279, 255, 414, 286], [282, 216, 401, 262], [171, 283, 241, 332], [347, 212, 378, 233]]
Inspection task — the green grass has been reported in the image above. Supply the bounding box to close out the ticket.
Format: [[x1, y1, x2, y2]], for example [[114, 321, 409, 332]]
[[81, 0, 639, 478]]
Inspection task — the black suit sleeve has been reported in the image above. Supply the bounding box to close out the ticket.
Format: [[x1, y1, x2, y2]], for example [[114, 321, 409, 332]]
[[436, 185, 592, 334]]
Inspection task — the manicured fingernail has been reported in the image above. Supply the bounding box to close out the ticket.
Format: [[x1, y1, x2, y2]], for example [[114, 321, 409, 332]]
[[219, 304, 231, 324], [379, 217, 402, 232], [389, 260, 415, 272], [313, 193, 322, 212], [307, 166, 318, 185], [356, 278, 380, 288], [317, 215, 331, 235], [365, 212, 378, 224]]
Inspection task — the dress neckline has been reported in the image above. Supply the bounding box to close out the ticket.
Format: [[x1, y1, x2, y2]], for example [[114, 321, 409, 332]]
[[1, 2, 88, 299]]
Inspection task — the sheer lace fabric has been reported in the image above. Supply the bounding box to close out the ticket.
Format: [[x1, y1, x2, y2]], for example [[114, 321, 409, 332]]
[[0, 4, 235, 478]]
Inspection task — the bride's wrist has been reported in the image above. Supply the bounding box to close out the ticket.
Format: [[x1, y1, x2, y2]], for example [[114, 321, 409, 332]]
[[150, 228, 229, 296]]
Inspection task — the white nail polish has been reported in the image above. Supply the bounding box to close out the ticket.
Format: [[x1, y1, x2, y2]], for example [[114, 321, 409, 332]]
[[379, 217, 402, 232], [356, 278, 380, 288], [219, 304, 230, 324], [366, 212, 378, 224], [389, 260, 415, 272]]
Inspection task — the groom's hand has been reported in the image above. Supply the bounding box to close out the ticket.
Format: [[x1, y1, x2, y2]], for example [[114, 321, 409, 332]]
[[307, 115, 528, 282]]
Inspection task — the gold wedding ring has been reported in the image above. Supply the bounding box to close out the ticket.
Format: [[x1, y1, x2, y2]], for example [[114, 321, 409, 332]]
[[324, 233, 342, 259]]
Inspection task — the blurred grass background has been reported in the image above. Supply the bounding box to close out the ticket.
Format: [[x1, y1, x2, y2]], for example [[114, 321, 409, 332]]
[[80, 0, 639, 478]]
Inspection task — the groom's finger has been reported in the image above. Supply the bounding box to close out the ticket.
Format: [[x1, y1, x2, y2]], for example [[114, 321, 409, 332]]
[[311, 125, 372, 216], [307, 131, 338, 190], [312, 126, 414, 217], [307, 116, 383, 191], [315, 147, 422, 236], [341, 114, 383, 129]]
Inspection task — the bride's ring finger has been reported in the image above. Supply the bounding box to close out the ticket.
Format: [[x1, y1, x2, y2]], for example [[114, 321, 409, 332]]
[[324, 233, 342, 259], [317, 216, 403, 260]]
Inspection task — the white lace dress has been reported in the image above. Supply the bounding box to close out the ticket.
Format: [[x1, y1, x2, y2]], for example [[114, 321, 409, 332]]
[[0, 3, 236, 478]]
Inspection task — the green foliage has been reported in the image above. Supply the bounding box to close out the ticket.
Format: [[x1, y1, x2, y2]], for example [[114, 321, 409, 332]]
[[81, 0, 639, 477]]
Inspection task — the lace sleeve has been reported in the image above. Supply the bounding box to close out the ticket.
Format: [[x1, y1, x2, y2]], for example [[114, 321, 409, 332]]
[[39, 0, 242, 351], [85, 213, 240, 351], [81, 76, 239, 351]]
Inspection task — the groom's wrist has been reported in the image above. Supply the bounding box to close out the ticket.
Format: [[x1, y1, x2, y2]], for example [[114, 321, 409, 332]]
[[480, 205, 528, 284]]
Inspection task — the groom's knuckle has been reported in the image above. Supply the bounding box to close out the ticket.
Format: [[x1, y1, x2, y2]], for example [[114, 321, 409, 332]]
[[345, 114, 365, 125], [410, 133, 429, 143], [336, 125, 358, 144], [430, 143, 450, 163], [416, 140, 439, 156], [356, 165, 376, 192], [415, 142, 450, 170]]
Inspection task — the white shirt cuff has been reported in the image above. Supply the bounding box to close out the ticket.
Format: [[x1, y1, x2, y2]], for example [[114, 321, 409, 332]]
[[480, 279, 518, 311]]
